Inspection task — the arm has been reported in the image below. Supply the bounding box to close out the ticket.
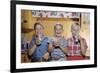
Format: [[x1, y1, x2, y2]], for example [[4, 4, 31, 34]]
[[58, 39, 68, 55], [28, 37, 37, 56], [42, 52, 49, 61], [42, 43, 53, 61], [48, 43, 53, 53], [28, 44, 36, 56], [80, 37, 88, 56], [59, 46, 67, 55], [48, 37, 54, 53]]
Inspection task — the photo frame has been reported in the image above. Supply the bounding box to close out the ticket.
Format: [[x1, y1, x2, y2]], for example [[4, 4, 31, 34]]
[[10, 0, 97, 72]]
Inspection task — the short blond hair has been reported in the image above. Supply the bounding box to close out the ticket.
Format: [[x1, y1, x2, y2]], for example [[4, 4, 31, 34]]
[[71, 23, 80, 30], [54, 23, 63, 30]]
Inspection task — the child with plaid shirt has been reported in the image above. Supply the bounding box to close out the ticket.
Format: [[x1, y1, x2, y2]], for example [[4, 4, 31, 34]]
[[67, 23, 88, 60]]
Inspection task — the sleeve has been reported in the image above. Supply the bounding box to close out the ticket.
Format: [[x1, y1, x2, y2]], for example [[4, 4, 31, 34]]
[[61, 38, 68, 49]]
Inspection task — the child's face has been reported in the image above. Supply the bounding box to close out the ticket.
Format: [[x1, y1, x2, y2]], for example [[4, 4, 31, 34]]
[[71, 25, 80, 37], [55, 25, 63, 37], [35, 25, 44, 36]]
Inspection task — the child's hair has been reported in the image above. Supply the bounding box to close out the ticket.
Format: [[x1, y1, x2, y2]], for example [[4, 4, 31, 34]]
[[33, 22, 44, 30], [71, 23, 80, 29], [54, 23, 63, 30]]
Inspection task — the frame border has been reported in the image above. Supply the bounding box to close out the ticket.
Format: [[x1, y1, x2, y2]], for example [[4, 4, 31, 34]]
[[10, 0, 97, 72]]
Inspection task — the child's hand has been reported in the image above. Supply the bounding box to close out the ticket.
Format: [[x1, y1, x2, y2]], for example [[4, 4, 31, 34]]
[[43, 52, 49, 61]]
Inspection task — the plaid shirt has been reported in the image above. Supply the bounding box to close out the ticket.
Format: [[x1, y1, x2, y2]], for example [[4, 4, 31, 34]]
[[67, 37, 87, 56]]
